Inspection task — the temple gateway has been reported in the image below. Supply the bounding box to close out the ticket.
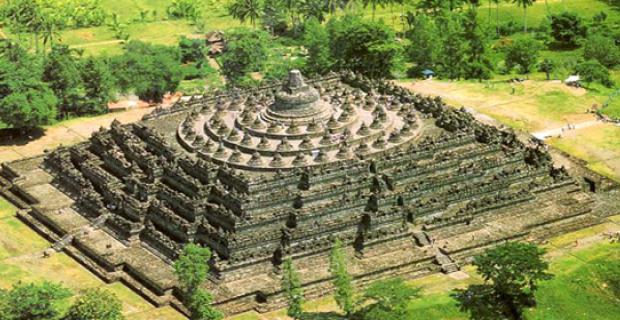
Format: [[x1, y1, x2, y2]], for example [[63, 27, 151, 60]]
[[1, 70, 617, 316]]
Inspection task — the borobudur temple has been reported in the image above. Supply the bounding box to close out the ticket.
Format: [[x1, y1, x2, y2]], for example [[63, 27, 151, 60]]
[[1, 70, 618, 316]]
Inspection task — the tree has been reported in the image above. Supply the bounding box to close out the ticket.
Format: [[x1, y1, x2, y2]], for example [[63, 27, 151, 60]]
[[583, 33, 620, 68], [0, 49, 57, 131], [406, 14, 441, 77], [64, 288, 124, 320], [453, 242, 553, 320], [42, 45, 83, 117], [298, 0, 329, 23], [358, 278, 420, 320], [437, 13, 467, 80], [186, 288, 223, 320], [362, 0, 387, 20], [178, 36, 207, 63], [0, 282, 71, 320], [550, 12, 587, 47], [575, 60, 614, 88], [504, 37, 541, 74], [327, 15, 403, 78], [174, 243, 212, 294], [282, 257, 304, 319], [329, 239, 355, 316], [462, 9, 493, 80], [511, 0, 535, 33], [228, 0, 263, 28], [173, 243, 223, 320], [1, 0, 46, 53], [219, 28, 269, 85], [113, 41, 183, 102], [80, 57, 115, 115], [303, 18, 334, 75], [261, 0, 288, 34], [538, 58, 555, 80], [490, 0, 503, 36]]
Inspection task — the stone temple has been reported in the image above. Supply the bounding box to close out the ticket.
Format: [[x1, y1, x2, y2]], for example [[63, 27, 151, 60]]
[[1, 70, 617, 315]]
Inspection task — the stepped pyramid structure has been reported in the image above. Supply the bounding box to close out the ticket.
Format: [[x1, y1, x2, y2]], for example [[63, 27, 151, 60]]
[[1, 70, 618, 315]]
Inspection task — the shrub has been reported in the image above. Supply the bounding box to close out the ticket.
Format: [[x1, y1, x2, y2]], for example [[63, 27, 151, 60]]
[[550, 12, 587, 46]]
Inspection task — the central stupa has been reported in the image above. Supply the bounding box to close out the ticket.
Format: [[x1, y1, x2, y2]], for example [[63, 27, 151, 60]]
[[265, 70, 331, 122]]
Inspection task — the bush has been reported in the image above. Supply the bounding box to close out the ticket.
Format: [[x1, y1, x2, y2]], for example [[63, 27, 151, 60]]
[[64, 288, 124, 320], [178, 36, 206, 63], [504, 37, 542, 74], [575, 60, 614, 87], [167, 0, 202, 22], [181, 62, 216, 80], [583, 33, 620, 68], [498, 21, 524, 37], [550, 12, 587, 47]]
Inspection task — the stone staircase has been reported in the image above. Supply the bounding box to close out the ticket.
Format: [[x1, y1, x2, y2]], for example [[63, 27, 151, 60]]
[[51, 213, 109, 252]]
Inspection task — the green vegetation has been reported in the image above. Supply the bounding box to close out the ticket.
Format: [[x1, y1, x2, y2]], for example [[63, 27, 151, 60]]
[[358, 278, 421, 320], [64, 288, 125, 320], [453, 242, 553, 320], [329, 239, 354, 316], [112, 40, 183, 102], [281, 257, 304, 320], [173, 243, 222, 320], [0, 281, 125, 320], [0, 281, 71, 320]]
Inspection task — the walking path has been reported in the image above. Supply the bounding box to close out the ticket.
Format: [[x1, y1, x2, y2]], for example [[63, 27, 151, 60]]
[[532, 119, 601, 140], [0, 107, 155, 164]]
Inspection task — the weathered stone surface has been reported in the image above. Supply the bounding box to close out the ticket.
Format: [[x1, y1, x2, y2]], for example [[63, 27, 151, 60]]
[[1, 70, 618, 317]]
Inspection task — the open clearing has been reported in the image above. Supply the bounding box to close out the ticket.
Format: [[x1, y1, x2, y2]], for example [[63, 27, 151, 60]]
[[399, 79, 620, 182]]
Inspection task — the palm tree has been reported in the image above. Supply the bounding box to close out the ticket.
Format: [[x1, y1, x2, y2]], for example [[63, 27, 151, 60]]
[[491, 0, 502, 36], [512, 0, 536, 33], [362, 0, 387, 21], [228, 0, 262, 28]]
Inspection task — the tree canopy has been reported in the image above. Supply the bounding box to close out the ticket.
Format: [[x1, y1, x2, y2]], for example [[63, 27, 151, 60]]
[[504, 37, 542, 74], [0, 281, 71, 320], [173, 243, 223, 320], [329, 239, 355, 316], [453, 242, 553, 320], [282, 257, 304, 319], [359, 278, 420, 320], [64, 288, 124, 320], [113, 41, 183, 102], [0, 45, 57, 130], [327, 14, 403, 78], [220, 28, 269, 86], [550, 12, 587, 46]]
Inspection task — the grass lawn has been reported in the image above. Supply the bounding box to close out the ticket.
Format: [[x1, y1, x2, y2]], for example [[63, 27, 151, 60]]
[[0, 197, 186, 319], [547, 124, 620, 181]]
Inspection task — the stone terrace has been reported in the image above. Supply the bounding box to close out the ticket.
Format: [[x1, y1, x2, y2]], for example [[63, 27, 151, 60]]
[[1, 70, 618, 316]]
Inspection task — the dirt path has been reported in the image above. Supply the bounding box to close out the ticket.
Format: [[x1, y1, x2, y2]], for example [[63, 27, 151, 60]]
[[532, 119, 601, 140], [0, 107, 155, 164]]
